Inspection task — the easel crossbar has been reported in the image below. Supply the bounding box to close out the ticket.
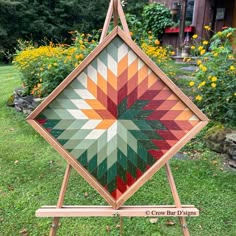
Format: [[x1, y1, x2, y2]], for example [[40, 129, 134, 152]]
[[36, 206, 199, 217]]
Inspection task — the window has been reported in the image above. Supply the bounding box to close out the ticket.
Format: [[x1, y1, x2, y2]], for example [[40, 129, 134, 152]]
[[186, 0, 195, 24], [172, 0, 195, 25]]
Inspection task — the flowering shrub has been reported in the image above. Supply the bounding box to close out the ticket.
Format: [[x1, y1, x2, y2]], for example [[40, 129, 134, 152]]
[[189, 27, 236, 125], [140, 32, 175, 78], [141, 32, 173, 61], [142, 3, 174, 37], [13, 32, 98, 97], [190, 26, 211, 57], [14, 29, 175, 97]]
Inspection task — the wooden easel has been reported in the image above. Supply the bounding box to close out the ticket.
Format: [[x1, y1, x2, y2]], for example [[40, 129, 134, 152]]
[[39, 162, 193, 236], [36, 1, 197, 235]]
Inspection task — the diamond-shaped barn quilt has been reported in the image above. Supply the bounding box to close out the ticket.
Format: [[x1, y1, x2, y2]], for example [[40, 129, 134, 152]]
[[27, 27, 208, 209]]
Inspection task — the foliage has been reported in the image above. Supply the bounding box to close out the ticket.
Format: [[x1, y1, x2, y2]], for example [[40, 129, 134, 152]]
[[189, 26, 211, 57], [0, 0, 21, 61], [14, 28, 176, 98], [126, 13, 144, 44], [13, 32, 98, 97], [141, 32, 172, 64], [189, 27, 236, 125], [0, 0, 109, 61], [142, 3, 174, 38], [124, 0, 148, 19], [0, 0, 150, 62], [140, 32, 175, 78]]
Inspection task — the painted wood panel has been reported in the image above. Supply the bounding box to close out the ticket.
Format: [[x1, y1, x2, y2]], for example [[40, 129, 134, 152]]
[[27, 27, 208, 209]]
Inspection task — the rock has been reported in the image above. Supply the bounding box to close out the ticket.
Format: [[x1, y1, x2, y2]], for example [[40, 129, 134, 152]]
[[174, 153, 188, 160], [225, 133, 236, 161], [181, 66, 197, 72], [229, 160, 236, 168], [11, 87, 38, 114], [7, 94, 15, 107], [204, 125, 232, 153], [204, 126, 236, 168], [33, 97, 45, 106]]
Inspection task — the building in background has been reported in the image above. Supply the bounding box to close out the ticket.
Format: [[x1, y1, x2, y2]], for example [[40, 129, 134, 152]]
[[149, 0, 236, 49]]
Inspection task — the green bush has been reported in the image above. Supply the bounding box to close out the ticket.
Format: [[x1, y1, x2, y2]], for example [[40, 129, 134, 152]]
[[190, 27, 236, 125], [126, 13, 144, 44], [142, 3, 174, 37], [13, 32, 98, 97]]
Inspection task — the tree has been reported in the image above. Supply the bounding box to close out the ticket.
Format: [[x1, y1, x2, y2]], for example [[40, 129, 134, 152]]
[[124, 0, 148, 19], [0, 1, 21, 61], [0, 0, 110, 62]]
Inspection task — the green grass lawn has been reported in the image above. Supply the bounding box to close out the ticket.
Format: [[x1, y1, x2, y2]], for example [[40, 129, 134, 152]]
[[0, 65, 236, 236]]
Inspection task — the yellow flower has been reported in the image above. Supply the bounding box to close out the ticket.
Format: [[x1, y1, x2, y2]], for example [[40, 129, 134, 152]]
[[198, 81, 206, 88], [230, 65, 235, 71], [196, 60, 202, 65], [213, 52, 218, 57], [200, 49, 206, 55], [79, 54, 84, 60], [208, 75, 212, 80], [48, 64, 52, 69], [171, 51, 175, 55], [80, 45, 85, 50], [227, 32, 232, 38], [199, 64, 207, 72], [198, 46, 204, 51], [211, 83, 217, 88], [217, 31, 222, 36], [234, 93, 236, 96], [74, 63, 79, 67], [192, 34, 198, 39], [53, 63, 58, 66], [40, 67, 43, 71], [195, 95, 202, 101], [204, 25, 211, 31], [189, 81, 195, 87], [149, 36, 153, 39], [191, 45, 195, 50], [211, 76, 217, 82], [228, 55, 234, 59], [203, 40, 208, 45], [155, 39, 160, 45]]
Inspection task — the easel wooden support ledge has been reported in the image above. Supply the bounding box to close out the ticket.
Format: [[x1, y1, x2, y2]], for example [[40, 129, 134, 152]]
[[37, 205, 199, 218]]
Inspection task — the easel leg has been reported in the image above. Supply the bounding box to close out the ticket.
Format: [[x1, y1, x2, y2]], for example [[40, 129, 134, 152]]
[[49, 164, 72, 236], [165, 162, 190, 236]]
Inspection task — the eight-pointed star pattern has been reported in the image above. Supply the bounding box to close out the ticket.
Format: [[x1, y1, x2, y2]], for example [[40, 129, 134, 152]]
[[28, 28, 208, 209]]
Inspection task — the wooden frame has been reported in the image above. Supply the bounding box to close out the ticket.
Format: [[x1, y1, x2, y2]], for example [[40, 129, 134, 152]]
[[27, 25, 208, 209], [27, 0, 208, 235]]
